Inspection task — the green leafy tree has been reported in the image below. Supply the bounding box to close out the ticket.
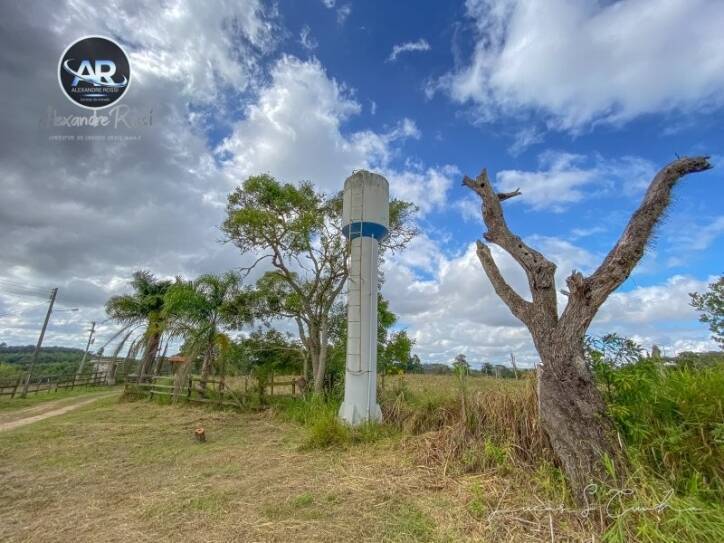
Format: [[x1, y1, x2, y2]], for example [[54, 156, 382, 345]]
[[105, 271, 172, 381], [452, 353, 470, 374], [236, 328, 304, 403], [222, 174, 416, 393], [329, 294, 415, 383], [406, 354, 423, 373], [164, 272, 253, 389], [690, 275, 724, 348]]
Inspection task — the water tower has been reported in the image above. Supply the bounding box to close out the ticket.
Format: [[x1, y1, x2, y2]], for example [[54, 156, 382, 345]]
[[338, 170, 389, 425]]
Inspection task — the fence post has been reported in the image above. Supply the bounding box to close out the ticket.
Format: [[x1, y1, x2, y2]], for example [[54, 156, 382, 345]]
[[10, 376, 21, 399], [270, 372, 274, 396], [292, 378, 296, 396]]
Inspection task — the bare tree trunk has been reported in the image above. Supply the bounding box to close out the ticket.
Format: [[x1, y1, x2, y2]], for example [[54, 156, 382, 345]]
[[536, 339, 622, 497], [462, 157, 711, 504]]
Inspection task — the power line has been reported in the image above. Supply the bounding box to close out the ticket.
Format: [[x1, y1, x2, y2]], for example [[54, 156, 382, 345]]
[[0, 280, 53, 299]]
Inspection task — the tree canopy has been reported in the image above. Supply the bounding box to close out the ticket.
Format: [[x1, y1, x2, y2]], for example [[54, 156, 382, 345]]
[[221, 174, 416, 392]]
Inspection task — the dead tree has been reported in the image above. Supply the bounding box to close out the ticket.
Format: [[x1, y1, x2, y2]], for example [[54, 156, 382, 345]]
[[463, 156, 711, 501]]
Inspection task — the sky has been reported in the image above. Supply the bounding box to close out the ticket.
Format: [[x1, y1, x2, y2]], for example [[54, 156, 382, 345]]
[[0, 0, 722, 368]]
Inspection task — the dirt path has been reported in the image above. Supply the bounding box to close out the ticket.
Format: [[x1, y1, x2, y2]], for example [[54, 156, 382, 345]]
[[0, 393, 116, 432]]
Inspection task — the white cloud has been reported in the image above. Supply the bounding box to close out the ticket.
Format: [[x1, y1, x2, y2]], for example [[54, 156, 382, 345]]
[[436, 0, 724, 131], [300, 25, 319, 50], [495, 151, 655, 211], [336, 4, 352, 25], [0, 3, 454, 349], [507, 126, 544, 156], [596, 275, 710, 325], [382, 234, 715, 366], [388, 39, 431, 62], [671, 215, 724, 251], [321, 0, 336, 8], [217, 56, 454, 213], [54, 0, 277, 104], [569, 226, 606, 240]]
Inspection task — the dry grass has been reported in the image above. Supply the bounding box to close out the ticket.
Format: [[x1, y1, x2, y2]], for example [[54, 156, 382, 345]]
[[0, 393, 603, 542]]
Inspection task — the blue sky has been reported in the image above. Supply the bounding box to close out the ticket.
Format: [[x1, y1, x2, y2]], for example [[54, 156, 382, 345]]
[[0, 0, 722, 366]]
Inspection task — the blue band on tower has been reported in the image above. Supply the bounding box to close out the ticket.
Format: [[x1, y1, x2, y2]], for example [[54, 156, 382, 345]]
[[342, 221, 389, 241]]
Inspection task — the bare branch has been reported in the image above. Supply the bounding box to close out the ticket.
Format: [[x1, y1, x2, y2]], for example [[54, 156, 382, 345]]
[[239, 253, 273, 279], [497, 188, 521, 201], [475, 241, 532, 323], [561, 156, 712, 332], [463, 170, 558, 325]]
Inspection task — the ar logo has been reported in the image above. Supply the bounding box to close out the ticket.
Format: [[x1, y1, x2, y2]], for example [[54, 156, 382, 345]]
[[59, 36, 131, 109], [63, 59, 128, 88]]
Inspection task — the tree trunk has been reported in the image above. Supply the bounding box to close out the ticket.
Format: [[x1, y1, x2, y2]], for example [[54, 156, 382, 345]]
[[152, 341, 168, 376], [199, 343, 214, 391], [537, 338, 623, 500], [313, 321, 329, 394], [302, 351, 310, 382], [462, 157, 711, 504], [138, 332, 161, 382]]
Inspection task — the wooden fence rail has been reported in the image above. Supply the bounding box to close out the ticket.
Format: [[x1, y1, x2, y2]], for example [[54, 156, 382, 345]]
[[124, 373, 302, 408], [0, 370, 109, 399]]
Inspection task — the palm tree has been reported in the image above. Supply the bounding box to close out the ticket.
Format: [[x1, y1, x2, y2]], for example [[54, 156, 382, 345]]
[[105, 271, 172, 381], [164, 272, 253, 390]]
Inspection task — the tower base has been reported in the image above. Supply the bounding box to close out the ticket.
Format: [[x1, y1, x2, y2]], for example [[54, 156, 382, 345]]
[[338, 400, 382, 426]]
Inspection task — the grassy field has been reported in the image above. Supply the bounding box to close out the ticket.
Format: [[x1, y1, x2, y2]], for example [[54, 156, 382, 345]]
[[0, 388, 606, 542], [0, 371, 721, 542]]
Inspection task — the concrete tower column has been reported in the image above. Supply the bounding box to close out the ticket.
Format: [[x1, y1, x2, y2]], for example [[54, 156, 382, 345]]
[[338, 170, 389, 425]]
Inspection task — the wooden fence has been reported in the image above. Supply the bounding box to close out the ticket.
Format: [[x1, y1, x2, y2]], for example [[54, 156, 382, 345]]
[[124, 373, 302, 408], [0, 370, 109, 399]]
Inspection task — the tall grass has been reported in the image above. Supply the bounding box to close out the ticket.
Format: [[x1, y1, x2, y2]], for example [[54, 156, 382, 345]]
[[380, 373, 553, 471], [274, 394, 396, 449], [595, 358, 724, 500]]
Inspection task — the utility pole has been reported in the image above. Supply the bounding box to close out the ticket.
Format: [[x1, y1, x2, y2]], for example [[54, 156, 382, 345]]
[[76, 321, 96, 378], [21, 288, 58, 397]]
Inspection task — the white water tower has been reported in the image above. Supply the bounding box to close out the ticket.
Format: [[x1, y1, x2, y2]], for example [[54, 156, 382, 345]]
[[338, 170, 389, 425]]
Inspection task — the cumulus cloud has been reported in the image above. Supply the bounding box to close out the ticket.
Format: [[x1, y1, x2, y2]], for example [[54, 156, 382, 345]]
[[217, 56, 454, 212], [495, 151, 655, 211], [0, 0, 281, 345], [435, 0, 724, 131], [382, 234, 714, 366], [0, 1, 453, 349], [388, 39, 431, 62]]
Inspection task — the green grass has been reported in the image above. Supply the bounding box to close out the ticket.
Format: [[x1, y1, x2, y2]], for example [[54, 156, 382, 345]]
[[381, 502, 436, 542], [0, 385, 117, 412]]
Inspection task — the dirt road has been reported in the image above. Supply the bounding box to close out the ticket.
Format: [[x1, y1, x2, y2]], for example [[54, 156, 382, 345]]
[[0, 393, 116, 432]]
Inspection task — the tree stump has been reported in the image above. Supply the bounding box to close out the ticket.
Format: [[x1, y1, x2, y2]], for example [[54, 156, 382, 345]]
[[194, 427, 206, 443]]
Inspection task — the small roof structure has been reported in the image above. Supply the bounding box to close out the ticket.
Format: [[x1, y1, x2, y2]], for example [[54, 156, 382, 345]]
[[167, 354, 187, 365]]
